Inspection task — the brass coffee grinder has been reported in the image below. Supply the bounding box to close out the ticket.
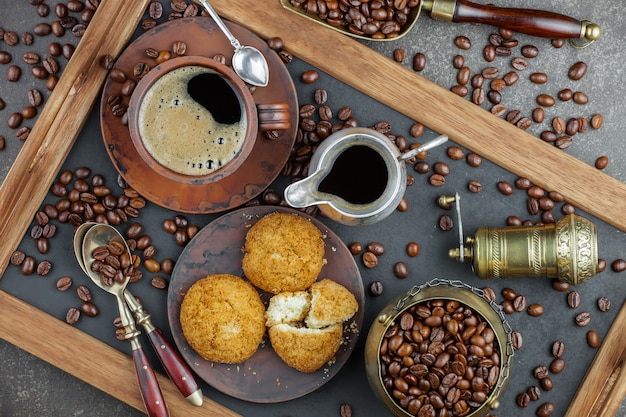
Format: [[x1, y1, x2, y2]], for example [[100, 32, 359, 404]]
[[440, 194, 598, 285]]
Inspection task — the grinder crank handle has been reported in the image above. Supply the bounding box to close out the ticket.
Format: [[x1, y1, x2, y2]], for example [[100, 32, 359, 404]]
[[124, 290, 203, 406], [422, 0, 601, 42]]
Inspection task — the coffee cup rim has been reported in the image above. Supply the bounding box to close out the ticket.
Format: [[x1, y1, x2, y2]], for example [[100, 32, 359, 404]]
[[127, 55, 259, 184]]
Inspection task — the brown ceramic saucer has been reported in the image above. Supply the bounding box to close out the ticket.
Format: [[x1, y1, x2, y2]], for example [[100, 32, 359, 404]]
[[167, 206, 365, 403], [100, 17, 298, 213]]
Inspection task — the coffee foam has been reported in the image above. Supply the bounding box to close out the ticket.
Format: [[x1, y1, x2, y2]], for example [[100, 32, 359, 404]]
[[138, 65, 247, 176]]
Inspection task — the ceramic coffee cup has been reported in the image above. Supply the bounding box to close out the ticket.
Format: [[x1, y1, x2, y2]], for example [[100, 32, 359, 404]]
[[127, 56, 290, 184]]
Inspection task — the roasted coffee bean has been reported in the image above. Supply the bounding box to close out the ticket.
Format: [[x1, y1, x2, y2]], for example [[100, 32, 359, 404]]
[[555, 136, 573, 150], [517, 392, 530, 407], [405, 242, 420, 258], [362, 251, 378, 268], [530, 72, 548, 84], [393, 262, 409, 279], [21, 256, 36, 275], [611, 258, 626, 272], [502, 71, 519, 86], [483, 44, 495, 62], [3, 30, 18, 45], [447, 146, 465, 160], [450, 85, 468, 97], [81, 301, 99, 317], [567, 290, 581, 309], [0, 51, 11, 65], [62, 43, 75, 60], [412, 52, 426, 71], [51, 21, 65, 37], [511, 57, 528, 70], [549, 358, 566, 374], [527, 304, 545, 317], [501, 287, 516, 301], [366, 242, 385, 256], [598, 259, 607, 272], [591, 114, 604, 129], [511, 330, 523, 350], [513, 295, 527, 312], [66, 307, 81, 325], [597, 297, 611, 312], [439, 214, 453, 231], [551, 340, 565, 358], [10, 250, 26, 266], [575, 311, 591, 327], [301, 69, 319, 84], [151, 276, 168, 290], [490, 78, 506, 91], [487, 90, 502, 105], [457, 66, 471, 85], [340, 403, 353, 417], [568, 61, 588, 80], [34, 22, 52, 36], [497, 181, 514, 195], [521, 44, 539, 58], [454, 35, 471, 50], [337, 106, 352, 121], [367, 280, 383, 296], [586, 330, 600, 348], [56, 276, 73, 292], [36, 260, 52, 276], [536, 402, 555, 417], [468, 180, 482, 193], [16, 126, 31, 141], [552, 116, 566, 134], [7, 65, 21, 82], [533, 365, 549, 380], [540, 376, 554, 391], [76, 284, 93, 302], [532, 108, 545, 123], [573, 91, 588, 105], [557, 88, 573, 101], [429, 173, 446, 187], [433, 162, 450, 176], [536, 94, 556, 107], [452, 54, 464, 69]]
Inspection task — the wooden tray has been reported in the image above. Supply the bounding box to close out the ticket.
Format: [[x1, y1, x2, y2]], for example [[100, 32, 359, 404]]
[[0, 1, 625, 416]]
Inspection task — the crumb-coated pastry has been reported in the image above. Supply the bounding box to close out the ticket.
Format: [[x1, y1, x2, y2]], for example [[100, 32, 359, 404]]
[[305, 278, 359, 329], [268, 323, 343, 373], [242, 212, 325, 294], [180, 274, 266, 364], [265, 291, 311, 327]]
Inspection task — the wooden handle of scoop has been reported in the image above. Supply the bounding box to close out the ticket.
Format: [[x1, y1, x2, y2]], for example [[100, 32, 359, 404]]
[[429, 0, 601, 41]]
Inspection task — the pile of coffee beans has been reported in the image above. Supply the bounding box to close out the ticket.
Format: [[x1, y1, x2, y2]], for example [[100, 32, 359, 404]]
[[89, 239, 137, 287], [286, 0, 420, 40], [380, 298, 502, 416]]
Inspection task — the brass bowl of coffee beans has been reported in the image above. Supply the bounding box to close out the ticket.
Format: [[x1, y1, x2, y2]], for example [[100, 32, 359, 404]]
[[364, 279, 513, 417]]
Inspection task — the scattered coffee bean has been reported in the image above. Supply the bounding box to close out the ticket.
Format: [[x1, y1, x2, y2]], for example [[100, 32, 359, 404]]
[[529, 72, 548, 84], [527, 304, 545, 317], [517, 392, 530, 407], [586, 330, 600, 348], [467, 180, 482, 193], [511, 330, 523, 350], [595, 156, 609, 170], [573, 91, 589, 105], [611, 259, 626, 272], [557, 88, 573, 102], [301, 69, 319, 84], [340, 403, 353, 417], [497, 181, 514, 195], [568, 61, 588, 80], [527, 385, 541, 401], [521, 45, 539, 58], [536, 402, 555, 417], [597, 297, 611, 312], [454, 35, 471, 50], [533, 365, 549, 380], [540, 376, 554, 391], [549, 358, 566, 374], [575, 311, 591, 327], [362, 251, 378, 268], [56, 276, 73, 291], [367, 242, 385, 256], [590, 114, 603, 129], [406, 242, 420, 257], [550, 340, 565, 358], [412, 52, 426, 71], [567, 290, 581, 309], [370, 280, 383, 296], [76, 284, 93, 302], [439, 214, 453, 231], [536, 94, 555, 107], [393, 262, 408, 279], [66, 307, 81, 325]]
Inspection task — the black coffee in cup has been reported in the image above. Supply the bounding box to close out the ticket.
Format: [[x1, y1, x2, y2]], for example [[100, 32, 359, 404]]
[[138, 65, 247, 176]]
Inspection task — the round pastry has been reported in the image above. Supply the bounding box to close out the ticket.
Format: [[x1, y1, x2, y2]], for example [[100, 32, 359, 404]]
[[268, 323, 343, 373], [305, 278, 359, 329], [180, 274, 266, 364], [242, 212, 325, 294]]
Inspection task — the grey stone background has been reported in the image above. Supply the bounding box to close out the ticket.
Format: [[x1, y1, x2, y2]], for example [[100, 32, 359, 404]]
[[2, 1, 626, 417]]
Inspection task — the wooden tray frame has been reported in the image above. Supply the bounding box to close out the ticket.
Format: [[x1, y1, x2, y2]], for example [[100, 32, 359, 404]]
[[0, 1, 624, 416]]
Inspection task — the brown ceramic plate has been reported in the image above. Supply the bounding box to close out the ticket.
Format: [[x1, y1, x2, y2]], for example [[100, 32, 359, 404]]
[[167, 206, 365, 403], [100, 17, 298, 213]]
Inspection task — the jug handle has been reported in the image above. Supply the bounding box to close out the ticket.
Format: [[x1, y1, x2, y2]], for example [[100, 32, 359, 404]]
[[284, 171, 327, 208], [398, 134, 448, 161]]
